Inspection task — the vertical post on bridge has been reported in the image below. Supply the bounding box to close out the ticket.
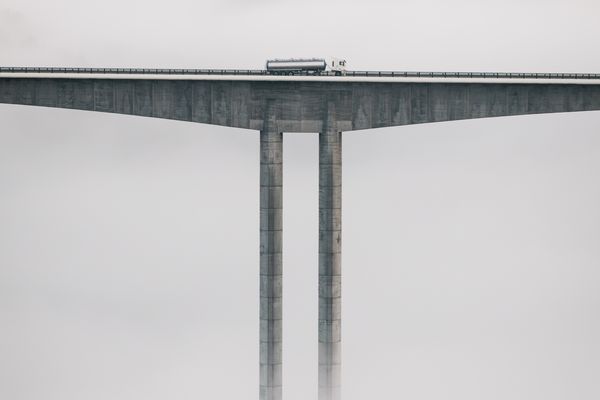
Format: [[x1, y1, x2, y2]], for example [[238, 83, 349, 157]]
[[259, 102, 283, 400], [319, 101, 342, 400]]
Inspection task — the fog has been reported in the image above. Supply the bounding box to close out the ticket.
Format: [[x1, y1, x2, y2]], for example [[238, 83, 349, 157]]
[[1, 1, 600, 399]]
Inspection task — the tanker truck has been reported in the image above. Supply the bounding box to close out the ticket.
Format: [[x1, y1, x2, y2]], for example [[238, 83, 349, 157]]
[[266, 58, 347, 76]]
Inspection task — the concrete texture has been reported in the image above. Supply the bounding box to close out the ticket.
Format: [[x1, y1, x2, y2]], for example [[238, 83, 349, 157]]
[[319, 101, 342, 400], [2, 79, 600, 132], [259, 102, 283, 400]]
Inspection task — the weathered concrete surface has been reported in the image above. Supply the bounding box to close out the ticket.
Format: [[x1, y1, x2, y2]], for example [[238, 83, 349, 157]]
[[2, 79, 600, 131], [319, 101, 342, 400], [259, 102, 283, 400]]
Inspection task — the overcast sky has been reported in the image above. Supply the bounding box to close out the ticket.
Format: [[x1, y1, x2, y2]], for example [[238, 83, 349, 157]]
[[1, 1, 600, 399]]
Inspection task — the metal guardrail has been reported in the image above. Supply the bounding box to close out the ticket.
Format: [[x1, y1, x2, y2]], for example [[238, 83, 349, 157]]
[[0, 67, 599, 80]]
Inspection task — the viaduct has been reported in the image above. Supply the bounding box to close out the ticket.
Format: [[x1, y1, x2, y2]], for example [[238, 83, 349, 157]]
[[2, 67, 600, 400]]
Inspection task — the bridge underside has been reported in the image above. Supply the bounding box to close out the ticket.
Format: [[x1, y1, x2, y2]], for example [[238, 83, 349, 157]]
[[2, 79, 600, 132]]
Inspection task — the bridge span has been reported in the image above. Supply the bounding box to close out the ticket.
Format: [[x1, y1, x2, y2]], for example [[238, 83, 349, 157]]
[[2, 66, 600, 84], [2, 67, 600, 400]]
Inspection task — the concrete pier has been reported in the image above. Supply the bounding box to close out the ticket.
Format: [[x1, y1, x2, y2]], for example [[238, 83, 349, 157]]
[[319, 103, 342, 400], [260, 109, 283, 400]]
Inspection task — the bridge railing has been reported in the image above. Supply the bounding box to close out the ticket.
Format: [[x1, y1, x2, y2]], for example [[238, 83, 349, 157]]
[[0, 67, 274, 76], [0, 67, 599, 80]]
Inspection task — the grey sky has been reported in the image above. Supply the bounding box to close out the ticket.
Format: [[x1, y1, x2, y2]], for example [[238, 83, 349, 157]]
[[1, 1, 600, 399]]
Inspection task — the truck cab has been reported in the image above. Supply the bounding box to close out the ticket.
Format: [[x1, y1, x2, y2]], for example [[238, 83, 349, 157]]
[[329, 58, 347, 75]]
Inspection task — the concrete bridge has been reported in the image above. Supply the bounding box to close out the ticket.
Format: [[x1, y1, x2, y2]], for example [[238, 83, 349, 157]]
[[2, 67, 600, 400]]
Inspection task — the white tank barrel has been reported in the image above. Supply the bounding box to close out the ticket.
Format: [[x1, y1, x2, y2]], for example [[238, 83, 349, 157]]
[[266, 59, 327, 72]]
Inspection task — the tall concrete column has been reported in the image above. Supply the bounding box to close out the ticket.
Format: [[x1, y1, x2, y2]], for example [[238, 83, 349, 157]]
[[319, 103, 342, 400], [259, 110, 283, 400]]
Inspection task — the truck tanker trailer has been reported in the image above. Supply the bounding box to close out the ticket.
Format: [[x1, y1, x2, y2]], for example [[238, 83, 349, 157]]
[[266, 58, 347, 75]]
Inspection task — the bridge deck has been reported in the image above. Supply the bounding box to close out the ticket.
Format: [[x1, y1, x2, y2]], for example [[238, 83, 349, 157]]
[[1, 67, 600, 85]]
